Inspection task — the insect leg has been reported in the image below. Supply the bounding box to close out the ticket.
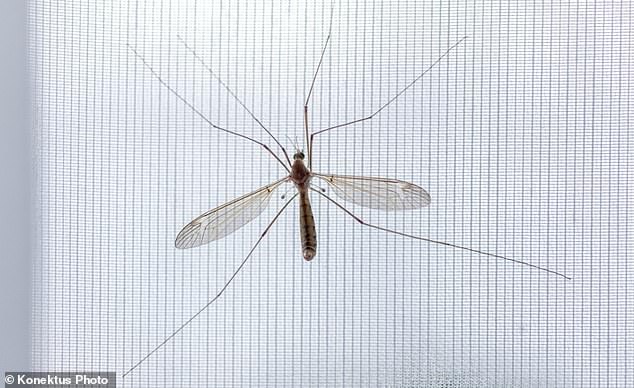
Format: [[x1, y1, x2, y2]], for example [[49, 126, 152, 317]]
[[304, 2, 334, 170], [123, 193, 298, 378], [177, 35, 293, 167], [310, 37, 469, 148], [311, 188, 570, 280], [127, 44, 291, 173]]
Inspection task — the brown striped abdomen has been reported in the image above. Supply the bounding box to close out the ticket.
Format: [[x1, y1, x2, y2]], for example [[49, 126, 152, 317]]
[[299, 190, 317, 261]]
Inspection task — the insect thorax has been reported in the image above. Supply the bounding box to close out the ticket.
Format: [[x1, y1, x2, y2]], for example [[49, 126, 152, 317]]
[[291, 158, 310, 186]]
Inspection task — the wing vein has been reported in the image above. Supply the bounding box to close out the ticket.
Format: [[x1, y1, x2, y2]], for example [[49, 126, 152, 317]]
[[175, 177, 289, 248], [314, 173, 430, 211]]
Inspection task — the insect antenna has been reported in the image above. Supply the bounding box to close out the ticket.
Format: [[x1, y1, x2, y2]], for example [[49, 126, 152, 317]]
[[285, 134, 301, 154]]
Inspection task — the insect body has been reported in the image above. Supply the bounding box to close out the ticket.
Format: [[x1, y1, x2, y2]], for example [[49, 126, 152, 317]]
[[290, 151, 317, 260]]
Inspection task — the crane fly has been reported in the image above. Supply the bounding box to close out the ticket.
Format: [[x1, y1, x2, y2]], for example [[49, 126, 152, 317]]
[[124, 12, 570, 377], [174, 156, 432, 259]]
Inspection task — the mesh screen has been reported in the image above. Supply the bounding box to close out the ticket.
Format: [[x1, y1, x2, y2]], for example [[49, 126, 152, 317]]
[[31, 1, 633, 387]]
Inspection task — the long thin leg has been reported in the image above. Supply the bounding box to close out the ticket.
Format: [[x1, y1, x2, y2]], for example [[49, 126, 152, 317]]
[[304, 2, 335, 170], [177, 36, 292, 167], [122, 193, 298, 378], [128, 44, 291, 173], [311, 188, 570, 280], [309, 36, 469, 158], [304, 105, 310, 168]]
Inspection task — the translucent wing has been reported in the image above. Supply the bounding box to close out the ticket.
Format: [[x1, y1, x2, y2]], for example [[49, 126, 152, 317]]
[[175, 177, 288, 249], [314, 173, 431, 211]]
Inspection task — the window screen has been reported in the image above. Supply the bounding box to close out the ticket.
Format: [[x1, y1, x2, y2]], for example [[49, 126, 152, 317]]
[[31, 1, 633, 387]]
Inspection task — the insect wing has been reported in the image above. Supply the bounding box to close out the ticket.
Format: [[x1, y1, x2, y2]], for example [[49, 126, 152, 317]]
[[175, 178, 288, 249], [315, 174, 431, 211]]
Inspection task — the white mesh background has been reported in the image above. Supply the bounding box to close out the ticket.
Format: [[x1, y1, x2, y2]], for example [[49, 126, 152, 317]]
[[31, 1, 633, 387]]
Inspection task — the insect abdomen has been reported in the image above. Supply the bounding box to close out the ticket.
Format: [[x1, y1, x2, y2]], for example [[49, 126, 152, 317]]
[[299, 190, 317, 261]]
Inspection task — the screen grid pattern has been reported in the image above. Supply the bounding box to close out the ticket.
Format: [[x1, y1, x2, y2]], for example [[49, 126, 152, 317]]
[[31, 1, 633, 387]]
